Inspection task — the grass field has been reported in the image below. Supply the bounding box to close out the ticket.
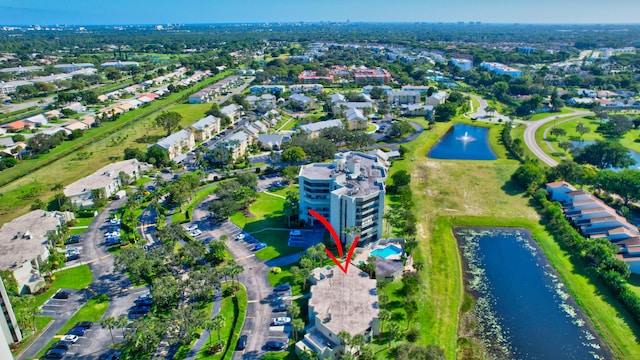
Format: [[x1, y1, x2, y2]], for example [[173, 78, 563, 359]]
[[394, 116, 640, 358], [170, 103, 212, 128], [172, 184, 218, 224]]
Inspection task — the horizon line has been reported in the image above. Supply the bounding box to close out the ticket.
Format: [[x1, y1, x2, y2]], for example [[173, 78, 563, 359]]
[[3, 21, 640, 27]]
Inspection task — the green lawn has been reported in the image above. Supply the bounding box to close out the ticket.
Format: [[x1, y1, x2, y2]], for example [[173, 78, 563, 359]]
[[526, 107, 572, 120], [196, 284, 248, 359], [34, 265, 93, 307], [73, 217, 95, 227], [33, 295, 109, 359], [172, 184, 218, 224], [170, 103, 212, 128]]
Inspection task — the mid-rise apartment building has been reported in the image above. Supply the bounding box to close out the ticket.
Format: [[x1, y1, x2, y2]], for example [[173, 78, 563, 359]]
[[299, 152, 387, 246]]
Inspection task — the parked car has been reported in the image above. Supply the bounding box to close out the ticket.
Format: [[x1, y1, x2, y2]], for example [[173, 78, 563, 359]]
[[51, 341, 73, 350], [270, 317, 292, 326], [188, 229, 202, 237], [265, 340, 286, 351], [236, 233, 245, 241], [53, 291, 70, 299], [185, 224, 198, 231], [130, 306, 151, 315], [65, 235, 80, 244], [61, 334, 79, 343], [44, 348, 67, 359], [272, 303, 287, 313], [273, 284, 291, 292], [134, 298, 153, 306], [106, 238, 121, 246], [236, 334, 248, 350], [137, 294, 153, 301], [67, 327, 87, 336], [66, 253, 79, 261], [75, 321, 93, 329], [252, 242, 267, 251]]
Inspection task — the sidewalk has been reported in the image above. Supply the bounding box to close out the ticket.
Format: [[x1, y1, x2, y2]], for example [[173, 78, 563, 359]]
[[184, 289, 223, 360]]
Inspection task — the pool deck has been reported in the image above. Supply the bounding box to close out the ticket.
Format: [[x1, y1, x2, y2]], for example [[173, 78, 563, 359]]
[[353, 243, 405, 264]]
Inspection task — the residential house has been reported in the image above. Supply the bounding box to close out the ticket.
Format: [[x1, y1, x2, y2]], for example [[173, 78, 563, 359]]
[[256, 94, 276, 111], [64, 159, 149, 208], [295, 265, 379, 359], [298, 70, 334, 84], [299, 119, 344, 138], [401, 85, 434, 95], [243, 123, 261, 140], [0, 210, 74, 294], [331, 101, 375, 116], [374, 257, 405, 282], [155, 130, 196, 161], [345, 108, 367, 130], [220, 104, 243, 122], [24, 114, 48, 127], [0, 80, 33, 95], [249, 85, 286, 95], [44, 110, 62, 120], [80, 116, 96, 127], [546, 181, 640, 273], [64, 120, 89, 132], [451, 58, 473, 71], [353, 67, 391, 84], [481, 61, 523, 78], [3, 121, 30, 132], [289, 93, 315, 110], [328, 93, 346, 104], [401, 104, 434, 118], [424, 91, 448, 107], [64, 102, 86, 113], [188, 115, 220, 142], [189, 91, 210, 104], [299, 151, 387, 246], [0, 328, 13, 360], [97, 94, 109, 102], [290, 84, 324, 94], [257, 134, 286, 150], [362, 85, 393, 95], [0, 66, 42, 74], [387, 90, 421, 106], [225, 131, 251, 160]]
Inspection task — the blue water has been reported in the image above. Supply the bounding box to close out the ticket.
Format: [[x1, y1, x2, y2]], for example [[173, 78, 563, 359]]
[[428, 124, 497, 160], [456, 228, 610, 359], [570, 140, 640, 171], [370, 244, 402, 259]]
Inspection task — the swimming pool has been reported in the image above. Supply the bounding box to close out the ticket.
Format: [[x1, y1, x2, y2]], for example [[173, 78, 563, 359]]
[[370, 244, 403, 259]]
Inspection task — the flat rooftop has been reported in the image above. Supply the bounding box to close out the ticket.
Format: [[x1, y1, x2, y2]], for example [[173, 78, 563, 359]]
[[64, 159, 144, 197], [309, 265, 379, 336], [0, 210, 61, 270]]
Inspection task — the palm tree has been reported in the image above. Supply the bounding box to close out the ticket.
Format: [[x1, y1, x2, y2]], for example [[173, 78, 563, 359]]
[[337, 331, 352, 355], [101, 316, 117, 344], [287, 302, 301, 319], [351, 334, 366, 355], [116, 315, 129, 338], [387, 323, 401, 349], [52, 183, 64, 208], [211, 314, 225, 344], [403, 300, 418, 329], [292, 318, 305, 341], [379, 309, 391, 333]]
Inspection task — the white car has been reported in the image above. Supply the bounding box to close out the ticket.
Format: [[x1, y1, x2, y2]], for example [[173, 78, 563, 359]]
[[189, 229, 202, 237], [185, 224, 198, 232], [271, 317, 292, 326], [61, 334, 79, 343], [236, 233, 245, 240]]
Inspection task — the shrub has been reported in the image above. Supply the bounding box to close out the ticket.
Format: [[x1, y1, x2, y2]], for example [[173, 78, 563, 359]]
[[271, 267, 282, 274]]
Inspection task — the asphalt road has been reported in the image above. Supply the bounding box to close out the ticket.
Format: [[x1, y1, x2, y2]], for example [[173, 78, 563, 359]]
[[190, 191, 290, 359]]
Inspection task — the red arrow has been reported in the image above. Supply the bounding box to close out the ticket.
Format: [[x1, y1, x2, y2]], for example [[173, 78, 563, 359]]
[[308, 209, 359, 274]]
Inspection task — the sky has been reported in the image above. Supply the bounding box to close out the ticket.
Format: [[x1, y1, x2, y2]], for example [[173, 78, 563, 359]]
[[1, 0, 640, 25]]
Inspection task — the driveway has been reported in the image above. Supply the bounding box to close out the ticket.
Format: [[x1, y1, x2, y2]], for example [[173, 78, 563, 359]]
[[191, 200, 286, 359]]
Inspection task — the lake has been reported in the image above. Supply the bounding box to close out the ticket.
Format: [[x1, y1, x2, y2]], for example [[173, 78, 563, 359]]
[[427, 123, 497, 160], [570, 140, 640, 171], [455, 228, 611, 360]]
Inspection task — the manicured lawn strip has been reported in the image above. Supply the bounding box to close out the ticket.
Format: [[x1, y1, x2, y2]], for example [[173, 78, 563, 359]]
[[267, 264, 303, 297], [69, 227, 88, 235], [33, 296, 109, 359], [254, 230, 301, 261], [73, 217, 95, 227], [34, 265, 93, 307], [534, 115, 595, 162], [195, 285, 247, 359], [527, 107, 572, 120], [133, 176, 153, 187], [172, 184, 218, 224], [0, 69, 233, 225], [11, 316, 53, 357]]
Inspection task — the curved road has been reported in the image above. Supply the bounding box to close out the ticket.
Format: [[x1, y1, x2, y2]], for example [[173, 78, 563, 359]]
[[467, 94, 592, 167]]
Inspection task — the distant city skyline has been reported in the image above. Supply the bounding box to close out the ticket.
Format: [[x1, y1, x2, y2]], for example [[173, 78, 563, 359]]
[[1, 0, 640, 25]]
